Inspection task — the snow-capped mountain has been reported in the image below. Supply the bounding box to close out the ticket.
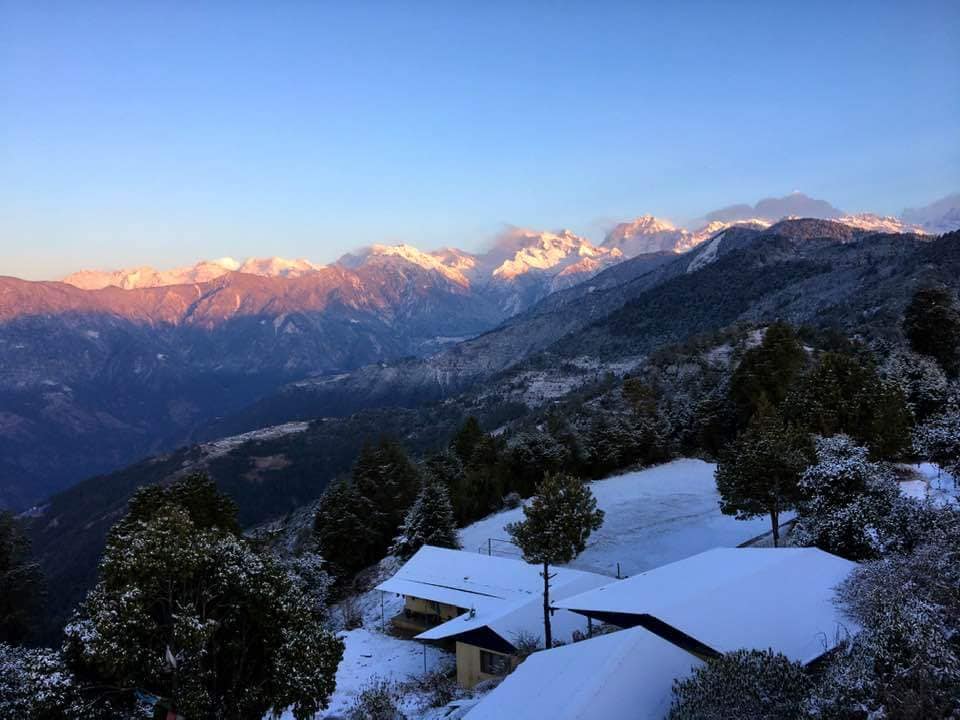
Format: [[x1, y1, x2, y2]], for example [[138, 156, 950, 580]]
[[832, 213, 925, 234], [602, 216, 772, 256], [63, 256, 323, 290], [902, 193, 960, 234]]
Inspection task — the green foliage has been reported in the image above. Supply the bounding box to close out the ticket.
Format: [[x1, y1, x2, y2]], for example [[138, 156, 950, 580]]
[[812, 512, 960, 719], [506, 472, 605, 567], [64, 475, 343, 720], [390, 477, 461, 559], [913, 409, 960, 478], [451, 416, 485, 465], [785, 352, 913, 459], [351, 439, 421, 551], [904, 286, 960, 377], [507, 471, 604, 649], [668, 649, 811, 720], [314, 480, 381, 579], [792, 435, 899, 560], [0, 512, 44, 645], [715, 407, 811, 545], [728, 322, 808, 428]]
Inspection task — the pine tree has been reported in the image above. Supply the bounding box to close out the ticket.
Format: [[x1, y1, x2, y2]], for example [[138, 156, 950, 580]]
[[715, 406, 810, 546], [0, 512, 44, 645], [390, 478, 461, 559], [314, 479, 380, 578], [729, 322, 807, 429], [784, 352, 913, 459], [506, 472, 604, 649], [351, 438, 421, 555], [904, 286, 960, 377], [451, 416, 485, 464], [913, 409, 960, 479], [64, 476, 344, 720], [792, 435, 899, 560]]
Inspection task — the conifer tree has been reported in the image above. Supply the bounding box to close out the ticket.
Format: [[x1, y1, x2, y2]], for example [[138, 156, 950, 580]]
[[904, 286, 960, 377], [64, 475, 344, 720], [729, 322, 807, 429], [715, 406, 810, 546], [314, 479, 380, 578], [506, 472, 604, 649], [0, 512, 44, 645], [793, 435, 899, 560], [351, 438, 420, 555], [390, 477, 461, 559], [451, 416, 485, 464]]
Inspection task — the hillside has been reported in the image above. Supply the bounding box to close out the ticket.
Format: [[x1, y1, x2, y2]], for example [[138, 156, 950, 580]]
[[24, 223, 959, 640]]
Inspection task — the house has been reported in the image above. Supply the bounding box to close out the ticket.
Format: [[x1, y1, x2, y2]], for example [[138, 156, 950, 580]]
[[465, 626, 703, 720], [375, 546, 611, 688], [554, 547, 859, 666]]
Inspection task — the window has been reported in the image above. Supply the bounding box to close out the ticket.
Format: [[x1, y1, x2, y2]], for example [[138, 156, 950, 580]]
[[480, 650, 511, 676]]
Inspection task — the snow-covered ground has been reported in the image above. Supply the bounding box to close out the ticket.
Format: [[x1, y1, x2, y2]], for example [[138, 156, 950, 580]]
[[899, 462, 958, 507], [283, 459, 785, 718], [461, 458, 777, 578]]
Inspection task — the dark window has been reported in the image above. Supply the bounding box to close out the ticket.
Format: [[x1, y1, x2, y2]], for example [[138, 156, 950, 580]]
[[480, 650, 511, 676]]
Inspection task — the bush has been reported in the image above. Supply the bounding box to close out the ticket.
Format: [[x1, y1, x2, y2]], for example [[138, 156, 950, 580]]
[[346, 679, 406, 720], [668, 649, 811, 720]]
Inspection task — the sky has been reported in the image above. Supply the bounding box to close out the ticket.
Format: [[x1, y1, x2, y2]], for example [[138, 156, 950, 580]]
[[1, 1, 958, 280]]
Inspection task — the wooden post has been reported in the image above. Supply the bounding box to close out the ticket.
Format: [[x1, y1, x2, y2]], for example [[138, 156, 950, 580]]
[[380, 591, 385, 631], [423, 642, 427, 672], [488, 538, 492, 556], [542, 559, 553, 649]]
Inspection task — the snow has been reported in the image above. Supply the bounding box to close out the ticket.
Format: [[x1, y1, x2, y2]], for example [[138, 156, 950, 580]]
[[686, 230, 724, 273], [899, 462, 958, 506], [459, 459, 781, 578], [555, 547, 858, 665], [466, 626, 702, 720], [377, 547, 608, 648]]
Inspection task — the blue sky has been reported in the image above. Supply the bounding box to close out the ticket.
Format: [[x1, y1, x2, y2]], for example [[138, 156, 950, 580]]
[[1, 1, 958, 280]]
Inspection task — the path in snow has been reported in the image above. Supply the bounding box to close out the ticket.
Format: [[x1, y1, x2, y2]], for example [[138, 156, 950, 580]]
[[459, 458, 777, 578]]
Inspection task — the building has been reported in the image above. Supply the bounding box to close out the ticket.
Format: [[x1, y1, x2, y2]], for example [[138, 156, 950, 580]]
[[554, 547, 859, 666], [375, 546, 610, 688], [465, 625, 703, 720], [467, 546, 859, 720]]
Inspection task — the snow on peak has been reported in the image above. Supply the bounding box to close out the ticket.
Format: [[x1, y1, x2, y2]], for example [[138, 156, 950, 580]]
[[834, 213, 926, 234], [61, 256, 323, 290], [489, 228, 621, 281], [350, 243, 474, 286]]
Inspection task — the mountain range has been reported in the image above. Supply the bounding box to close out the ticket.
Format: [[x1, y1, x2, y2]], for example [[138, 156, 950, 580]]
[[2, 192, 958, 510], [22, 217, 960, 635]]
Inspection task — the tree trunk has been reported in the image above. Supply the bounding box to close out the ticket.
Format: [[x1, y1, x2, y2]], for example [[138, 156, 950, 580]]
[[542, 559, 552, 649], [770, 509, 780, 548]]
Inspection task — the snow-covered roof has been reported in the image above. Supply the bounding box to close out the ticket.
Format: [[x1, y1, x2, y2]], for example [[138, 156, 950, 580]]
[[465, 626, 703, 720], [555, 547, 858, 664], [376, 546, 610, 648]]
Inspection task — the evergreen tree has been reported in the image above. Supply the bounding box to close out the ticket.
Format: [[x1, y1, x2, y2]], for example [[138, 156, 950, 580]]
[[668, 649, 811, 720], [715, 407, 810, 547], [65, 476, 344, 720], [0, 512, 44, 646], [351, 438, 421, 555], [792, 435, 899, 560], [451, 416, 485, 464], [881, 348, 949, 421], [421, 451, 470, 525], [904, 286, 960, 377], [390, 478, 461, 559], [913, 408, 960, 479], [785, 352, 913, 459], [728, 322, 807, 429], [507, 431, 570, 497], [506, 472, 604, 649], [314, 479, 380, 579]]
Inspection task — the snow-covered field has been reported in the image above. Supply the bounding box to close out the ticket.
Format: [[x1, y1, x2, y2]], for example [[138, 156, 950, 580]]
[[899, 462, 958, 506], [285, 458, 787, 718], [461, 458, 777, 578]]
